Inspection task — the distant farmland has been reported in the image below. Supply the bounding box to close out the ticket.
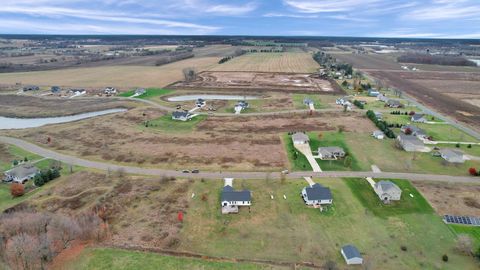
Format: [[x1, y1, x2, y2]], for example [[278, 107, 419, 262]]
[[211, 52, 319, 73], [0, 57, 220, 88]]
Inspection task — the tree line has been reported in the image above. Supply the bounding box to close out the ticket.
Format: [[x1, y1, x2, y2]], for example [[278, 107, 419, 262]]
[[366, 110, 396, 138], [397, 54, 477, 67]]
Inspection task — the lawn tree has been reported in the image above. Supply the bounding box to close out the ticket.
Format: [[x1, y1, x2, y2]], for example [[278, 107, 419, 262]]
[[10, 183, 24, 197], [344, 155, 352, 168]]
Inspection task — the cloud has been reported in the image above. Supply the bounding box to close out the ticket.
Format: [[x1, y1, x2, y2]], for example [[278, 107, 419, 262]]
[[204, 2, 258, 15], [283, 0, 382, 13], [262, 12, 318, 18], [405, 0, 480, 20]]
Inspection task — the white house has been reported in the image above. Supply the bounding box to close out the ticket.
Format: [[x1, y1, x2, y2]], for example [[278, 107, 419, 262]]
[[301, 183, 332, 206], [341, 245, 363, 265], [372, 130, 385, 140], [411, 113, 427, 123], [4, 163, 39, 184], [317, 147, 346, 160], [374, 180, 402, 203], [292, 132, 309, 145], [221, 179, 251, 214], [439, 148, 465, 163]]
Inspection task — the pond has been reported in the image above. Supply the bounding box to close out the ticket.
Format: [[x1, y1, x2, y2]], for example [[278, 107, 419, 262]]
[[167, 94, 259, 102], [0, 108, 127, 130]]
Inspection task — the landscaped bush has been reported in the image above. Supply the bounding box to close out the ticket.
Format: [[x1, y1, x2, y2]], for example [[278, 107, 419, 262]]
[[442, 254, 449, 262], [366, 110, 395, 138], [353, 100, 364, 109], [33, 168, 61, 187]]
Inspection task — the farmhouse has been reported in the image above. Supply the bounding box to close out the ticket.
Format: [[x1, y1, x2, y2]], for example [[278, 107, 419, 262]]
[[317, 147, 346, 160], [4, 163, 39, 184], [439, 148, 465, 163], [374, 180, 402, 203], [292, 132, 309, 145], [172, 111, 194, 121], [341, 245, 363, 265], [372, 130, 385, 140], [397, 134, 430, 152], [221, 179, 251, 214], [301, 183, 332, 206], [104, 87, 117, 95], [135, 88, 146, 95], [411, 113, 427, 123], [387, 99, 402, 108]]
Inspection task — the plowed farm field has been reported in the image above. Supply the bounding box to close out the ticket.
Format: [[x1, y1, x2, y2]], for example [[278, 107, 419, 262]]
[[211, 52, 319, 73]]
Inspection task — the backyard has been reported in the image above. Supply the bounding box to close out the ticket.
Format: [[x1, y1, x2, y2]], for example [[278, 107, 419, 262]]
[[178, 178, 477, 269]]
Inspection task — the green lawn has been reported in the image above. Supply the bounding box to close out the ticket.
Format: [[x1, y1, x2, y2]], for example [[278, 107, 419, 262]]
[[344, 178, 433, 217], [449, 225, 480, 248], [291, 94, 328, 109], [0, 144, 42, 171], [119, 88, 173, 99], [344, 132, 480, 176], [178, 178, 478, 269], [144, 114, 207, 133], [66, 248, 276, 270], [310, 131, 364, 171], [283, 133, 312, 171]]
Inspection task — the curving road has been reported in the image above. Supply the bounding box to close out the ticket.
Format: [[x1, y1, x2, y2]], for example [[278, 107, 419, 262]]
[[1, 136, 479, 184]]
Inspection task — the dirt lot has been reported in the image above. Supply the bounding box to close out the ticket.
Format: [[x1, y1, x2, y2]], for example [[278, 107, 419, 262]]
[[0, 56, 220, 88], [25, 171, 192, 250], [413, 181, 480, 216], [210, 52, 319, 73], [171, 71, 342, 94], [0, 95, 136, 118]]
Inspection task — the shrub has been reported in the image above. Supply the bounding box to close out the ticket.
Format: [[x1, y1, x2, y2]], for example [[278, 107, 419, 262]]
[[10, 183, 25, 197], [468, 168, 477, 176], [467, 144, 472, 148], [442, 254, 448, 262], [409, 111, 415, 115], [404, 128, 412, 135], [456, 143, 461, 148], [401, 245, 407, 251], [12, 160, 18, 166]]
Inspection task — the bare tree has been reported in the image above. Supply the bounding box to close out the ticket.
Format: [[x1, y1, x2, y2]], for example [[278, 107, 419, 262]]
[[182, 67, 197, 82], [455, 234, 473, 255]]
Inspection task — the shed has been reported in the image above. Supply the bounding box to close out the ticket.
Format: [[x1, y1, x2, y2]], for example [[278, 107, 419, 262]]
[[341, 245, 363, 265]]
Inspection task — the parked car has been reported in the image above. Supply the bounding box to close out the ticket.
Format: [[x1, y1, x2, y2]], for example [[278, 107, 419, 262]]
[[191, 169, 200, 173], [182, 170, 190, 173]]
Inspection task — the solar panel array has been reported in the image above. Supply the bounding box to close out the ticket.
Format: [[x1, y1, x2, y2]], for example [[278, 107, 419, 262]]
[[443, 215, 480, 226]]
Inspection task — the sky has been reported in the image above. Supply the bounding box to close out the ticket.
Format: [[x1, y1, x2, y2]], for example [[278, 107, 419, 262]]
[[0, 0, 480, 38]]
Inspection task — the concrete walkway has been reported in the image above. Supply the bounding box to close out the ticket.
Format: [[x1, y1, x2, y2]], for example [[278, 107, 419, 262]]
[[303, 176, 315, 186], [365, 177, 376, 188], [293, 143, 322, 172]]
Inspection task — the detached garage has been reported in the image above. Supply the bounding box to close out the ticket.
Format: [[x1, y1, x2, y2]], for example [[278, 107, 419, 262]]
[[341, 245, 363, 265]]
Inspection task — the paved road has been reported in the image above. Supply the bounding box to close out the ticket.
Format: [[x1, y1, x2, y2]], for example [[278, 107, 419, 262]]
[[1, 136, 479, 184]]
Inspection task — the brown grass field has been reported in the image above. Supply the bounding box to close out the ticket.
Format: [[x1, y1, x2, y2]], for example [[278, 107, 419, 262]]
[[0, 108, 371, 171], [210, 52, 319, 73], [0, 95, 137, 117], [413, 181, 480, 217], [0, 57, 220, 88]]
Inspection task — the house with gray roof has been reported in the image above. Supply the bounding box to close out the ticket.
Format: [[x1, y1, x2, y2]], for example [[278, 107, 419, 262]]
[[4, 163, 39, 184], [172, 111, 193, 121], [387, 99, 402, 108], [221, 180, 251, 214], [396, 134, 430, 152], [341, 245, 363, 265], [317, 147, 345, 160], [411, 113, 428, 123], [292, 132, 309, 145], [368, 88, 380, 97], [401, 125, 427, 139], [439, 148, 465, 163], [377, 93, 389, 102], [374, 180, 402, 203], [301, 183, 332, 206]]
